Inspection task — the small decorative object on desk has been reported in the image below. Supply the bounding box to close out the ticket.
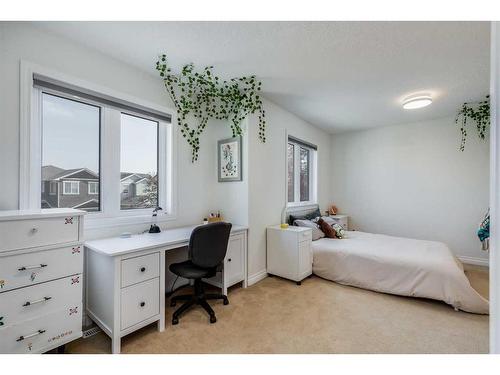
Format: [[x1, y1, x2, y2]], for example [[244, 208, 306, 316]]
[[218, 136, 242, 182], [328, 204, 338, 215], [207, 211, 223, 223]]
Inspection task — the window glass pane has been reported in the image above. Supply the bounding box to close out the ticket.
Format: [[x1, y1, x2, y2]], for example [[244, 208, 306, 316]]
[[300, 147, 310, 202], [41, 93, 100, 211], [120, 113, 158, 210], [287, 143, 295, 202]]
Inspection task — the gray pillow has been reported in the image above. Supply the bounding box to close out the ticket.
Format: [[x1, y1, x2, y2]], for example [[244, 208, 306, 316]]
[[293, 219, 325, 241], [288, 208, 322, 225]]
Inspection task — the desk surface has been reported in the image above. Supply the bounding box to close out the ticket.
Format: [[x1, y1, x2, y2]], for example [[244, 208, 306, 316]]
[[85, 224, 247, 257]]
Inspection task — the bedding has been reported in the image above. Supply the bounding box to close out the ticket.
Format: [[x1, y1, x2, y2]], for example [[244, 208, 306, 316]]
[[312, 231, 489, 314], [294, 219, 325, 241], [288, 208, 321, 225]]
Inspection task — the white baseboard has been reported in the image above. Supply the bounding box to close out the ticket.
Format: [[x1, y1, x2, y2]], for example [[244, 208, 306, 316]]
[[248, 269, 268, 286], [458, 255, 489, 267]]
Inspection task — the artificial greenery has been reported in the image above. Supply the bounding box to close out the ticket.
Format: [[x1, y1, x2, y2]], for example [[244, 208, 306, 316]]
[[156, 54, 266, 161], [455, 95, 490, 151]]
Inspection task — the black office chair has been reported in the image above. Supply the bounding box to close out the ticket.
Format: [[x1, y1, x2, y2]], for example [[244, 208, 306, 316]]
[[169, 222, 232, 325]]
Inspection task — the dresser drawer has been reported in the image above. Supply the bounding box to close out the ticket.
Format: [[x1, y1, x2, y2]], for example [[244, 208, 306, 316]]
[[0, 275, 82, 328], [121, 278, 159, 330], [0, 303, 82, 354], [0, 216, 80, 253], [0, 246, 83, 293], [121, 252, 159, 288]]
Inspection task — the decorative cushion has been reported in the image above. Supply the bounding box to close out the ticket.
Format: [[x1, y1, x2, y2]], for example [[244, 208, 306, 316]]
[[288, 208, 322, 225], [332, 223, 345, 239], [317, 218, 337, 238], [293, 219, 325, 241]]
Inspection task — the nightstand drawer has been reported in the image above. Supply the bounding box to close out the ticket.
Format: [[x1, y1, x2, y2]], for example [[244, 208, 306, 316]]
[[299, 230, 312, 243], [121, 253, 159, 288], [121, 278, 159, 330], [0, 216, 80, 253]]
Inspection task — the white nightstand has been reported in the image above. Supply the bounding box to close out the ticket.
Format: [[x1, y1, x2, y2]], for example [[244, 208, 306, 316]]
[[266, 225, 312, 285], [329, 214, 349, 230]]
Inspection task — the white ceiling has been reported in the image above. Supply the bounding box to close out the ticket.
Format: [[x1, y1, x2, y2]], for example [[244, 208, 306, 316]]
[[37, 21, 490, 133]]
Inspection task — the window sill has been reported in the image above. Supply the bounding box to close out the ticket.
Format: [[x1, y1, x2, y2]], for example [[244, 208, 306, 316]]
[[286, 202, 319, 212], [84, 212, 177, 231]]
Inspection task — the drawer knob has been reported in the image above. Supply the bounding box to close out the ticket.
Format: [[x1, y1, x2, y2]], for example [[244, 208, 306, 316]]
[[228, 258, 232, 262], [140, 302, 146, 307], [140, 267, 146, 272], [30, 227, 38, 234], [16, 329, 46, 342], [22, 296, 52, 307], [18, 264, 47, 272]]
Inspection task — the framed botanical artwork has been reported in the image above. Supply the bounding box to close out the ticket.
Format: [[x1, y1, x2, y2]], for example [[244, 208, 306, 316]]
[[218, 136, 242, 182]]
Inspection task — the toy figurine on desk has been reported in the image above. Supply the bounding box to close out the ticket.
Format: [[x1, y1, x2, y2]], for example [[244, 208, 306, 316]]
[[149, 207, 163, 233]]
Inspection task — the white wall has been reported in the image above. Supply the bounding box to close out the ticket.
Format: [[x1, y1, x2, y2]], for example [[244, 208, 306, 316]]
[[0, 22, 247, 240], [246, 99, 333, 282], [331, 116, 490, 263]]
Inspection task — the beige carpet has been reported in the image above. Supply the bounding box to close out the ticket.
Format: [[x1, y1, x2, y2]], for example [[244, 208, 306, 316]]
[[67, 265, 489, 354]]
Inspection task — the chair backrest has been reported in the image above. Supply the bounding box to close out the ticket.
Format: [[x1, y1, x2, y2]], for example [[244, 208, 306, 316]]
[[189, 222, 232, 268]]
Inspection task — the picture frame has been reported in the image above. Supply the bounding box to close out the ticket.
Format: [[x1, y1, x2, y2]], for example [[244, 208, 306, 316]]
[[218, 136, 242, 182]]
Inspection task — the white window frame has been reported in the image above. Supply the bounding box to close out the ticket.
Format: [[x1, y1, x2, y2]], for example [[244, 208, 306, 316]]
[[286, 135, 318, 208], [88, 181, 99, 195], [63, 181, 80, 195], [19, 61, 178, 231]]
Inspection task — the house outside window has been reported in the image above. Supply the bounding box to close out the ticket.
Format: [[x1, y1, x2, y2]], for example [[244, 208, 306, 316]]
[[63, 181, 80, 195], [287, 136, 317, 206]]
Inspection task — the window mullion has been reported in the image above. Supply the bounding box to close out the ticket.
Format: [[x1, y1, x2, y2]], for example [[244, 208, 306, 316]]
[[294, 144, 300, 203], [101, 107, 121, 217]]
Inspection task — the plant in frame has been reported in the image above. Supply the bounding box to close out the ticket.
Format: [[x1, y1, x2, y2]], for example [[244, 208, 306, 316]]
[[455, 95, 490, 151]]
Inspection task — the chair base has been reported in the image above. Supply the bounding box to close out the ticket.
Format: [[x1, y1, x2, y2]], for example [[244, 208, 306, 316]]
[[170, 279, 228, 325]]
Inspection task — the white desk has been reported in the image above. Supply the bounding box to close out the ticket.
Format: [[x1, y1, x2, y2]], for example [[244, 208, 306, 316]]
[[85, 224, 248, 354]]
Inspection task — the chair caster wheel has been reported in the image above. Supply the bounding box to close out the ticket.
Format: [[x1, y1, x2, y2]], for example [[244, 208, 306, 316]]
[[210, 315, 217, 324], [223, 298, 229, 305], [172, 318, 179, 325], [170, 301, 176, 307]]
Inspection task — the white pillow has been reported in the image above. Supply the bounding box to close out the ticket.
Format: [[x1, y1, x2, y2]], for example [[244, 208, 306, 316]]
[[293, 219, 325, 241]]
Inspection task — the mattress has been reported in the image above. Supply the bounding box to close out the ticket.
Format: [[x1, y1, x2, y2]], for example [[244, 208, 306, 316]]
[[311, 231, 489, 314]]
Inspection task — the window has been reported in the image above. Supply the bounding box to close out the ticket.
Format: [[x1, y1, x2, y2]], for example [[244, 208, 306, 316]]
[[88, 181, 99, 195], [63, 181, 80, 195], [120, 113, 158, 210], [41, 93, 100, 210], [287, 137, 317, 205], [49, 182, 57, 195], [23, 65, 175, 229]]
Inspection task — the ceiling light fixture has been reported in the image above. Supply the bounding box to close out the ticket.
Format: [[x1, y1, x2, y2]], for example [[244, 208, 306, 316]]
[[402, 94, 432, 110]]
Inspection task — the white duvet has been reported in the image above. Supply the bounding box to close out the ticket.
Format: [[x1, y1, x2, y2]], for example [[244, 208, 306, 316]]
[[312, 231, 489, 314]]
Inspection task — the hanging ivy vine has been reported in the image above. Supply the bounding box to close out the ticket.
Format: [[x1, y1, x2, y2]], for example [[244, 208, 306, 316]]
[[155, 54, 266, 162], [455, 95, 490, 151]]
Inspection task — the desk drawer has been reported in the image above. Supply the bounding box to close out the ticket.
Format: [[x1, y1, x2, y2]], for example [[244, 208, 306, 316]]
[[0, 275, 82, 328], [0, 216, 80, 253], [0, 303, 82, 354], [121, 278, 159, 330], [121, 253, 159, 288], [0, 246, 83, 292], [225, 233, 245, 286]]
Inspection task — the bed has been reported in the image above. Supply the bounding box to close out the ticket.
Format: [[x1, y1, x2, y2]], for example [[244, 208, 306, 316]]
[[311, 230, 489, 314]]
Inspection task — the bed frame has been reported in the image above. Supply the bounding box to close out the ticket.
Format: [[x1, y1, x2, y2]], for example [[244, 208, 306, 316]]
[[286, 204, 320, 225]]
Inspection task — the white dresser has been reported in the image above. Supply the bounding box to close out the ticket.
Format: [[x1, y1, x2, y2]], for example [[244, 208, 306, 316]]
[[85, 224, 247, 354], [0, 209, 85, 354], [267, 225, 313, 285]]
